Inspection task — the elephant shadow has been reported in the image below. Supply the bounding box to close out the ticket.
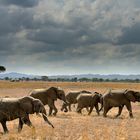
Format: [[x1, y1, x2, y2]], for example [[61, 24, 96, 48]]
[[103, 115, 125, 120]]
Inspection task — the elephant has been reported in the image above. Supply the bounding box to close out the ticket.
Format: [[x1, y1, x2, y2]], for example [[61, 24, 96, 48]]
[[0, 96, 54, 134], [61, 90, 92, 112], [76, 92, 102, 115], [102, 89, 140, 118], [30, 87, 66, 116]]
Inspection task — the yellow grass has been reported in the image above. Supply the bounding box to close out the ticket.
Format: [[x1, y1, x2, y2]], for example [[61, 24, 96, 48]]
[[0, 81, 140, 140]]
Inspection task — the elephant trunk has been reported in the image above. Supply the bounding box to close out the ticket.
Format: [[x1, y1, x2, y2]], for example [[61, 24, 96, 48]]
[[62, 96, 67, 104], [61, 102, 68, 112], [41, 107, 54, 128], [134, 92, 140, 102]]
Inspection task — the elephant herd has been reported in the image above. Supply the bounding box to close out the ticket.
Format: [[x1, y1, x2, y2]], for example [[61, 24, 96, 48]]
[[0, 86, 140, 134]]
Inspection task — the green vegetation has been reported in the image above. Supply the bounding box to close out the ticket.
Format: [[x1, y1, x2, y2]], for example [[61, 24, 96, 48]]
[[2, 76, 140, 83], [0, 66, 6, 72]]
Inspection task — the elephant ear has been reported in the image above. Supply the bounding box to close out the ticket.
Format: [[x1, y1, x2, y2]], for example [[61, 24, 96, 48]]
[[124, 90, 136, 102], [33, 99, 42, 113], [19, 96, 34, 114], [46, 87, 58, 100], [56, 87, 66, 101]]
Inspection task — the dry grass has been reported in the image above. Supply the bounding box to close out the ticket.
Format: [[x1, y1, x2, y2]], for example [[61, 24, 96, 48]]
[[0, 81, 140, 140]]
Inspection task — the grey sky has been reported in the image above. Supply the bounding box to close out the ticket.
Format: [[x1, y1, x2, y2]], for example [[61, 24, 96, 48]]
[[0, 0, 140, 75]]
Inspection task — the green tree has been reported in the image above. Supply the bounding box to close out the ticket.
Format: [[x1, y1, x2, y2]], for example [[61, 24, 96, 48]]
[[71, 77, 78, 82], [0, 66, 6, 72], [41, 76, 49, 81], [4, 77, 9, 80]]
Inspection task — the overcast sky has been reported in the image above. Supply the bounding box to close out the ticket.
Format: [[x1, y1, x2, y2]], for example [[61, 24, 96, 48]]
[[0, 0, 140, 75]]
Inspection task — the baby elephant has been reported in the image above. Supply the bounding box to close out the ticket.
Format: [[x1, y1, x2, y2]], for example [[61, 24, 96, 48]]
[[76, 92, 102, 115], [61, 90, 92, 112], [0, 96, 54, 134]]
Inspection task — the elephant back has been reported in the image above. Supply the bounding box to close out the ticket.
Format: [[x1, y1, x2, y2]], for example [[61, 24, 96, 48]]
[[0, 98, 22, 121], [45, 87, 59, 100], [30, 87, 59, 105], [66, 91, 81, 103], [109, 89, 127, 94], [30, 89, 49, 105]]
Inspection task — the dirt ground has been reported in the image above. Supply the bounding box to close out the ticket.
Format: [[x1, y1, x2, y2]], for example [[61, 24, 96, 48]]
[[0, 81, 140, 140]]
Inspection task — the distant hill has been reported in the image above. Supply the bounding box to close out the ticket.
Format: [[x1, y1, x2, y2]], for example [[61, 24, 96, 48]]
[[0, 72, 40, 79], [49, 74, 140, 80], [0, 72, 140, 80]]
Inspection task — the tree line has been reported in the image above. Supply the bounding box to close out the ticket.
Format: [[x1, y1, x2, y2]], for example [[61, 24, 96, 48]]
[[0, 67, 140, 83], [2, 76, 140, 83]]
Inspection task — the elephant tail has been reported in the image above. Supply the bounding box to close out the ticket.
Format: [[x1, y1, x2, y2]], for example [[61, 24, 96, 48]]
[[41, 108, 54, 128], [42, 113, 54, 128]]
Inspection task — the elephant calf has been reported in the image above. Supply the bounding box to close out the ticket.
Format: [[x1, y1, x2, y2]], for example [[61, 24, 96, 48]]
[[0, 96, 54, 134], [102, 89, 140, 118], [61, 90, 92, 112], [76, 92, 102, 115]]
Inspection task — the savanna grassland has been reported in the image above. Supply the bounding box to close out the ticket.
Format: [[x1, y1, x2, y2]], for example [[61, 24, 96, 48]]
[[0, 81, 140, 140]]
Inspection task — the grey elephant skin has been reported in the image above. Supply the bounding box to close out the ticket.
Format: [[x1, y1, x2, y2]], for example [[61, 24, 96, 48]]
[[30, 87, 66, 116], [61, 90, 91, 112], [102, 89, 140, 118], [76, 92, 102, 115], [0, 96, 54, 134]]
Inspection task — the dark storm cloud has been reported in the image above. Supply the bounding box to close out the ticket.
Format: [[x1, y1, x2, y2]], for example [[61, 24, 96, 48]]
[[117, 23, 140, 45], [0, 0, 39, 7], [0, 0, 140, 74], [0, 6, 34, 36]]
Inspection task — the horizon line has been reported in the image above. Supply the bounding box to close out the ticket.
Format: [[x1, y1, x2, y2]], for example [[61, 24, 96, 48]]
[[1, 72, 140, 76]]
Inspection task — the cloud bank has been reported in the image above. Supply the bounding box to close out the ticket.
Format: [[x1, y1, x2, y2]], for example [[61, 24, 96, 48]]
[[0, 0, 140, 75]]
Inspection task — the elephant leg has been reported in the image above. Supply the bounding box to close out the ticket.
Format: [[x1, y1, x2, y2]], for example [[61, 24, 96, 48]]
[[53, 105, 58, 116], [50, 104, 58, 116], [22, 115, 33, 127], [63, 106, 68, 112], [61, 103, 65, 111], [86, 107, 90, 112], [1, 121, 8, 134], [76, 104, 82, 114], [115, 105, 124, 118], [61, 105, 64, 111], [77, 108, 82, 114], [125, 103, 133, 118], [49, 107, 53, 116], [99, 103, 103, 112], [64, 107, 68, 112], [68, 104, 71, 111], [61, 102, 68, 112], [48, 100, 58, 116], [18, 118, 23, 132], [88, 106, 94, 115], [103, 106, 112, 117], [95, 104, 100, 115]]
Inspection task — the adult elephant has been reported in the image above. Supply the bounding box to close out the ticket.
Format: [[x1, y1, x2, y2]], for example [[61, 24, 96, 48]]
[[102, 89, 140, 118], [0, 96, 54, 134], [76, 92, 102, 115], [61, 90, 91, 112], [30, 87, 66, 116]]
